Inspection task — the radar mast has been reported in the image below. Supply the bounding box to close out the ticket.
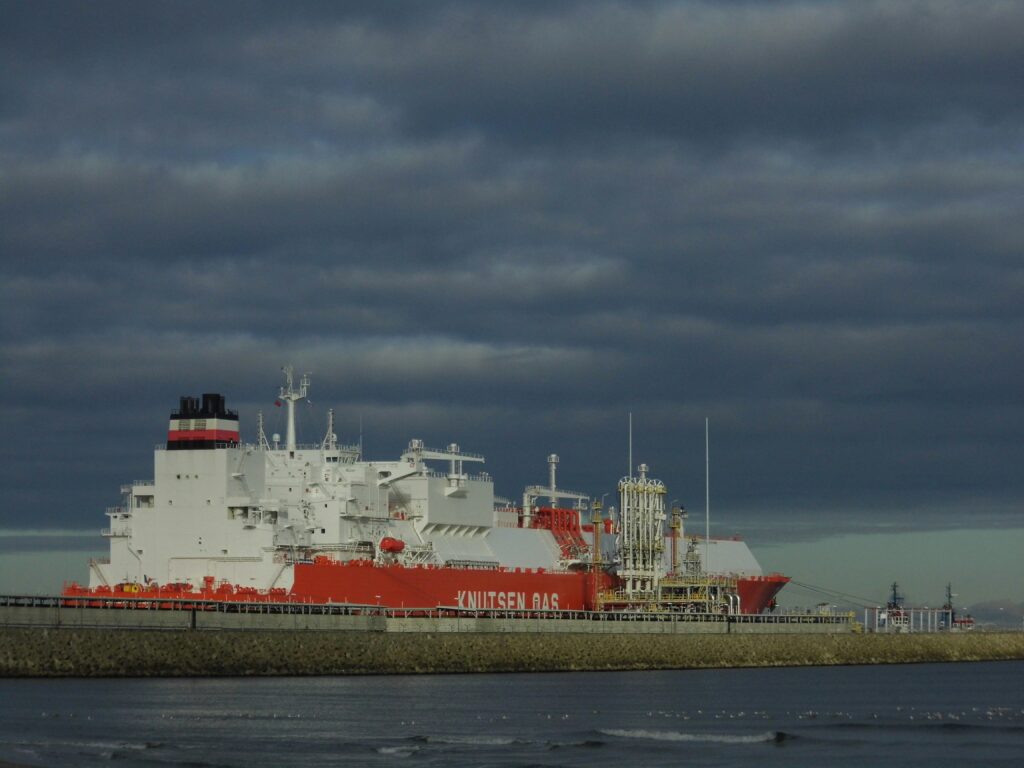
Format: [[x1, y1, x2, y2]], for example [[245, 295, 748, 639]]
[[279, 365, 310, 453]]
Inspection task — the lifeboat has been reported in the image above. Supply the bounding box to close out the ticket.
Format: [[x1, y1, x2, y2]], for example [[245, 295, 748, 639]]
[[379, 536, 406, 554]]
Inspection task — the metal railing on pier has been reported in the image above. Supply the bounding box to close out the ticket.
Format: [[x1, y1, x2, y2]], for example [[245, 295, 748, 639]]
[[863, 606, 959, 633], [0, 593, 855, 630]]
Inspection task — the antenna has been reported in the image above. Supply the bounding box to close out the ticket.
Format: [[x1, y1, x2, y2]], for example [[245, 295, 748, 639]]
[[705, 417, 710, 574], [322, 408, 336, 451], [358, 413, 363, 460], [628, 412, 633, 479]]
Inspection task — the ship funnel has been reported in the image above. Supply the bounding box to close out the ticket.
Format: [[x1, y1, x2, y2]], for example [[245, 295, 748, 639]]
[[201, 393, 226, 415], [167, 392, 238, 450]]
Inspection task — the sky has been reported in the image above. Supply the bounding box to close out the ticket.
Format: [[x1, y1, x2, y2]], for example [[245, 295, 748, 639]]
[[1, 1, 1022, 606]]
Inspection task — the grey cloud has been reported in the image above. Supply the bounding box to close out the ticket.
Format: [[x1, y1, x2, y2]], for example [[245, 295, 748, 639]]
[[5, 2, 1023, 159], [0, 533, 107, 555], [1, 1, 1022, 535]]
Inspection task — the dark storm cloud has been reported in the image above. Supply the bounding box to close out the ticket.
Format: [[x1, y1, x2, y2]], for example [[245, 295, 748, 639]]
[[6, 1, 1023, 153], [1, 1, 1022, 538]]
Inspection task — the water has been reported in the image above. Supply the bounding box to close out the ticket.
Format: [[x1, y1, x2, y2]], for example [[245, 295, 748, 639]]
[[1, 662, 1022, 767]]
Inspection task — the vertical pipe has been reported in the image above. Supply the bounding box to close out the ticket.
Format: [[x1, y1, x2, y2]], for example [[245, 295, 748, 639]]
[[286, 398, 297, 452], [671, 507, 678, 577]]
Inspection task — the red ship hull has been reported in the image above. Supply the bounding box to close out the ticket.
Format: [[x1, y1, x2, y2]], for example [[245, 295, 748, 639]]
[[292, 560, 788, 614], [62, 564, 787, 614], [735, 574, 790, 613], [292, 558, 614, 612], [64, 559, 788, 615]]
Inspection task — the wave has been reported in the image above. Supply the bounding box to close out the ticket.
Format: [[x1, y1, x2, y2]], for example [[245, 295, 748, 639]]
[[106, 758, 231, 768], [377, 745, 420, 757], [599, 728, 792, 744], [0, 737, 244, 768], [4, 737, 165, 753], [830, 721, 1024, 734], [411, 734, 528, 746], [547, 739, 606, 750], [154, 711, 305, 723]]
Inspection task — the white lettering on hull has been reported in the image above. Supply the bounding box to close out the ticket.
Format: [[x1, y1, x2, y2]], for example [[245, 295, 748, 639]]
[[456, 590, 559, 610]]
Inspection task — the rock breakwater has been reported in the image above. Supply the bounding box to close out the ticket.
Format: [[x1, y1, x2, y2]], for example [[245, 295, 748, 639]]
[[2, 628, 1023, 677]]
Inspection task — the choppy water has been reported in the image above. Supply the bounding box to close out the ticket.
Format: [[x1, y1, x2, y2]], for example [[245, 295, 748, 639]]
[[1, 661, 1022, 767]]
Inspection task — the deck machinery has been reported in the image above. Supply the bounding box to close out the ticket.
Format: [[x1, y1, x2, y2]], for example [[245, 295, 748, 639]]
[[599, 465, 742, 613]]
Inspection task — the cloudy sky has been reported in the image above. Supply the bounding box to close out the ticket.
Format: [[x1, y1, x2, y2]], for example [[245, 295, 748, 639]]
[[2, 1, 1022, 604]]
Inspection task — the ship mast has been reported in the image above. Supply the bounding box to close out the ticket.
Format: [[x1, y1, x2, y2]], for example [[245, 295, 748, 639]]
[[279, 365, 310, 453], [705, 417, 710, 574], [322, 408, 336, 451]]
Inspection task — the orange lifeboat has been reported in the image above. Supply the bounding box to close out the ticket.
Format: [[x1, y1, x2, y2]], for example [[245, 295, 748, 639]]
[[379, 536, 405, 554]]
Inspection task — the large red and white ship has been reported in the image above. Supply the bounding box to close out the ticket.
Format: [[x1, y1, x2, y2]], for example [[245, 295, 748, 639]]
[[65, 369, 788, 614]]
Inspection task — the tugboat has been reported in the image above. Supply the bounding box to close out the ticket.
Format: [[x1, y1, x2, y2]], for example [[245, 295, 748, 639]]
[[879, 582, 909, 632], [941, 583, 975, 631]]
